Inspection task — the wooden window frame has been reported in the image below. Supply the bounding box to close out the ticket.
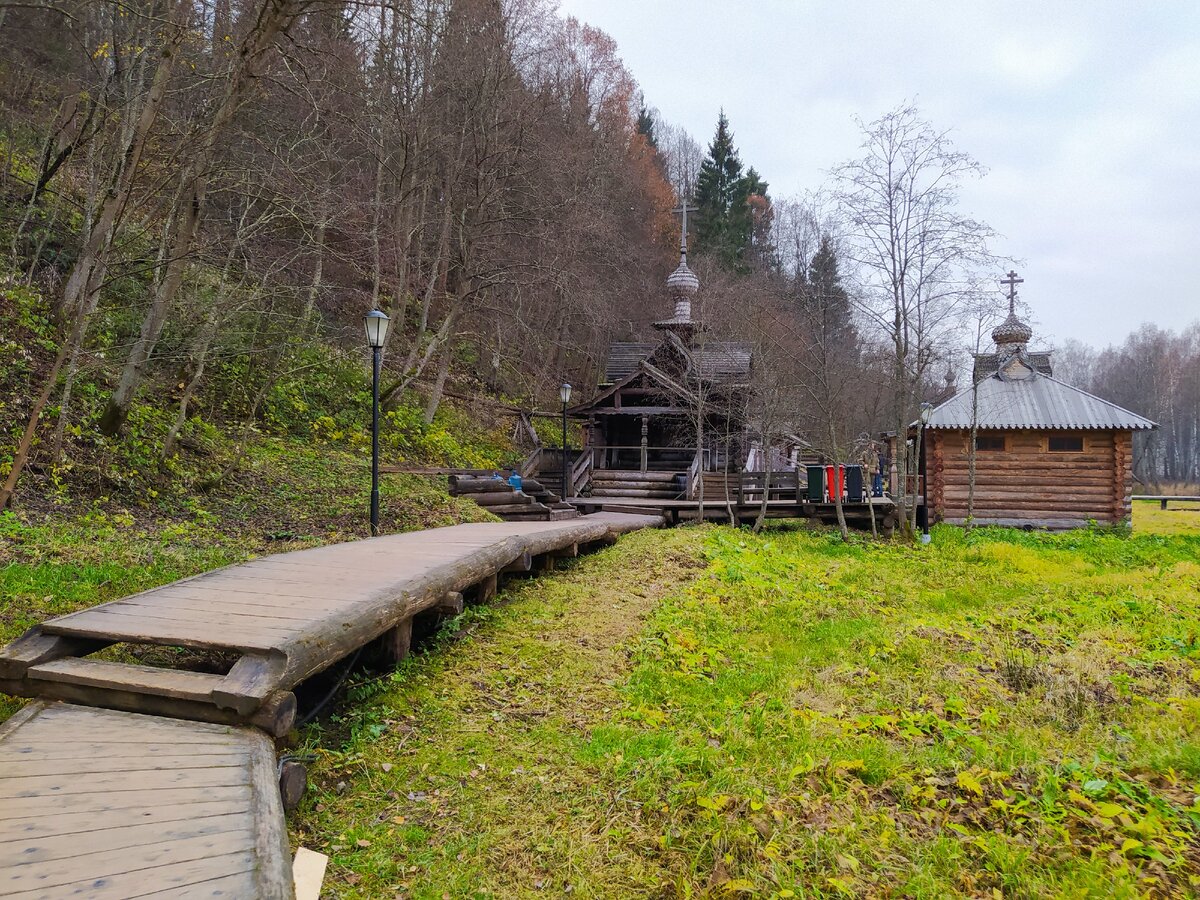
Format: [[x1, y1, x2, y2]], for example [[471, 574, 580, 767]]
[[1047, 434, 1085, 453], [974, 434, 1006, 452]]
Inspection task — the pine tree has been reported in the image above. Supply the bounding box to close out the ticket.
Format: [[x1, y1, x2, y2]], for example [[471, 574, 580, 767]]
[[693, 111, 744, 265]]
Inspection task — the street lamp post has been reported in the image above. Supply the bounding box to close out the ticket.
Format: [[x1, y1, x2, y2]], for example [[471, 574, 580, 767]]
[[364, 310, 390, 536], [559, 382, 572, 500], [918, 401, 933, 544]]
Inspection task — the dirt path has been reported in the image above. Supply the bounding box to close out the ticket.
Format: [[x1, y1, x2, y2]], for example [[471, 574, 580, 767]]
[[292, 527, 708, 899]]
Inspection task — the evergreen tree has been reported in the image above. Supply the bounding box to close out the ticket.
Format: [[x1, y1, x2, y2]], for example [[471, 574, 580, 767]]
[[635, 102, 657, 149], [693, 111, 744, 264], [693, 112, 770, 271], [803, 235, 854, 345]]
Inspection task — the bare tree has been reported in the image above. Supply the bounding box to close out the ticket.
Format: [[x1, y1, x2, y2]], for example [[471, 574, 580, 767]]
[[832, 104, 997, 537]]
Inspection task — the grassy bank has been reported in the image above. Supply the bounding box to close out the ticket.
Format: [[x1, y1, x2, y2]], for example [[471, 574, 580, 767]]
[[295, 520, 1200, 898]]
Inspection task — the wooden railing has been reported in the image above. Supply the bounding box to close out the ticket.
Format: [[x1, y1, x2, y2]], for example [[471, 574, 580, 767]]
[[569, 450, 592, 498], [685, 453, 702, 500], [589, 445, 711, 472], [518, 446, 543, 479], [701, 471, 801, 504]]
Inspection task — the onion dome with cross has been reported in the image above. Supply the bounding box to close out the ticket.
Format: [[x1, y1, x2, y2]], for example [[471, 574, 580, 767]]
[[993, 269, 1033, 347]]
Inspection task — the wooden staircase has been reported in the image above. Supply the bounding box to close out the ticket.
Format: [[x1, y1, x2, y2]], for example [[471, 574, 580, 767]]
[[588, 469, 684, 500], [448, 475, 579, 521]]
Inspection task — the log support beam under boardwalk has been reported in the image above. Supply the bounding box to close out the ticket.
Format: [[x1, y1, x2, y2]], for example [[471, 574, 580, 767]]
[[369, 617, 413, 669]]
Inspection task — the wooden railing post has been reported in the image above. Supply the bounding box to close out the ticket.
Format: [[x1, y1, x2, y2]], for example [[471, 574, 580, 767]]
[[640, 415, 648, 473]]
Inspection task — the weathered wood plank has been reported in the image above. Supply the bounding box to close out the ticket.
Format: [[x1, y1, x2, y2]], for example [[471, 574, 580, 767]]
[[0, 785, 250, 820], [212, 653, 287, 716], [246, 725, 293, 898], [0, 679, 296, 738], [0, 814, 250, 867], [131, 868, 260, 899], [29, 658, 227, 703], [0, 765, 250, 800], [3, 846, 258, 897], [0, 800, 246, 842]]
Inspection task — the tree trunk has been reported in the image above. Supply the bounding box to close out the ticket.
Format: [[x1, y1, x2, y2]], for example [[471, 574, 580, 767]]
[[163, 302, 220, 458], [98, 0, 301, 436], [423, 341, 452, 424], [0, 4, 189, 504]]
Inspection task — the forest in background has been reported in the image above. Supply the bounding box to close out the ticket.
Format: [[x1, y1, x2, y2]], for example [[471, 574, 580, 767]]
[[1, 0, 1196, 519]]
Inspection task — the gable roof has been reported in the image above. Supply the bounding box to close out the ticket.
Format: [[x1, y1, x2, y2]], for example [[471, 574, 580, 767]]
[[926, 371, 1156, 431], [974, 350, 1053, 379], [603, 340, 752, 384]]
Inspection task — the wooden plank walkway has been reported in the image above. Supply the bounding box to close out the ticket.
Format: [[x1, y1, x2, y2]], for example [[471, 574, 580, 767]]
[[0, 701, 290, 899], [0, 512, 659, 898], [0, 513, 657, 733]]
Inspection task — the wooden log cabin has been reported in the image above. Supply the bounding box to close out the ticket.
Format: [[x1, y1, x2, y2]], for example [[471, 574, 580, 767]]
[[918, 283, 1156, 529]]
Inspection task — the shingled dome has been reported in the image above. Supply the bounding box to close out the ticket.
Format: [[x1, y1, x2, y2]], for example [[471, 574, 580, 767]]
[[992, 311, 1033, 345], [666, 259, 699, 297]]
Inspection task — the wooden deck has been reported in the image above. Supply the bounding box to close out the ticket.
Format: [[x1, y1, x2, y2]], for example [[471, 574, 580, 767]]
[[0, 512, 660, 898], [569, 496, 898, 529], [0, 701, 290, 899]]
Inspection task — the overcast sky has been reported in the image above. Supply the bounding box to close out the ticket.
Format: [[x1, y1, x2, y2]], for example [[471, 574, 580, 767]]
[[556, 0, 1200, 349]]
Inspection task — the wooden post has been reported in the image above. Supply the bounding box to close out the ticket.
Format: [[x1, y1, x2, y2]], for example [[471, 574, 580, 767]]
[[375, 617, 412, 668], [471, 573, 498, 604], [640, 415, 648, 472]]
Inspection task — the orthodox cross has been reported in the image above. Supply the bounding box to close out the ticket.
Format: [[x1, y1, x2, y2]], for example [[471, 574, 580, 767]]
[[672, 200, 697, 255], [1000, 269, 1023, 314]]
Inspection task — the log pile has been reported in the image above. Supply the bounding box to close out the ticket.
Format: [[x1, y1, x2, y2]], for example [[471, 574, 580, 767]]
[[448, 475, 579, 522]]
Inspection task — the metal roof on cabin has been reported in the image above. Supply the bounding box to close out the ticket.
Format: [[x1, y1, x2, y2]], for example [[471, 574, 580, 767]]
[[603, 341, 752, 383], [926, 373, 1156, 431]]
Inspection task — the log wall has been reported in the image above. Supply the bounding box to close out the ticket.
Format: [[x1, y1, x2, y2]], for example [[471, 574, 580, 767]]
[[928, 429, 1134, 528]]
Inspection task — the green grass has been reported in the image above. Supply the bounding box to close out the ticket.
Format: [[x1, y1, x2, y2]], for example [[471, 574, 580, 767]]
[[294, 523, 1200, 898]]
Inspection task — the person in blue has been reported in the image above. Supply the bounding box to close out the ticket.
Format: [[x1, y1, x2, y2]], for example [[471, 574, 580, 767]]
[[506, 470, 523, 492]]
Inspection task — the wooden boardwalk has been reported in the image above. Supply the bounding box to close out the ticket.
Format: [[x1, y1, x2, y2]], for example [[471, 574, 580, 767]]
[[0, 512, 658, 898], [0, 513, 657, 732], [0, 702, 290, 899]]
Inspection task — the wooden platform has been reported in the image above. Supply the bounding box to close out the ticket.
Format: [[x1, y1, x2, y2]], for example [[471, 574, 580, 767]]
[[569, 496, 897, 529], [0, 701, 290, 899], [0, 513, 658, 734]]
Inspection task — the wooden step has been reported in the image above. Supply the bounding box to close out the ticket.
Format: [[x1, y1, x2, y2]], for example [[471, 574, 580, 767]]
[[592, 470, 680, 483], [590, 488, 682, 499], [17, 658, 296, 737], [30, 658, 227, 703]]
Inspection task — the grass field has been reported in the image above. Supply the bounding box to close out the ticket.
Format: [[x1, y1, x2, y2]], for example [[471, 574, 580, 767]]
[[294, 518, 1200, 898]]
